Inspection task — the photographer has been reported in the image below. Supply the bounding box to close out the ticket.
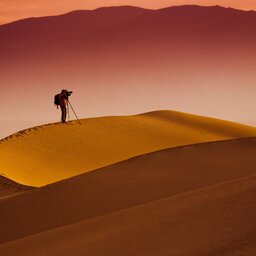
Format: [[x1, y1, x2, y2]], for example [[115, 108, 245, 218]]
[[58, 89, 69, 123], [55, 89, 77, 124]]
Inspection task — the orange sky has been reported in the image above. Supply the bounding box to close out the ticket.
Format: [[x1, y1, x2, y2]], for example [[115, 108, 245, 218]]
[[1, 0, 256, 24]]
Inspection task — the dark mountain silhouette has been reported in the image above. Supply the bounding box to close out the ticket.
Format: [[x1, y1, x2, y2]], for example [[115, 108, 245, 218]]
[[0, 6, 149, 48], [1, 5, 256, 49], [1, 5, 256, 66]]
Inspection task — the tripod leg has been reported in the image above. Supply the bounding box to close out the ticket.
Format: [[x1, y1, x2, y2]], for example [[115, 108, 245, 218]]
[[67, 103, 70, 121], [68, 100, 81, 125]]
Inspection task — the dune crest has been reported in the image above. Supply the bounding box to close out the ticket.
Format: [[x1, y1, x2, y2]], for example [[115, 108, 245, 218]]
[[0, 110, 256, 186]]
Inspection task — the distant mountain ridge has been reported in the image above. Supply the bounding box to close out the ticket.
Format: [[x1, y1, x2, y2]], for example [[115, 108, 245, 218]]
[[1, 5, 256, 68], [0, 6, 149, 48], [1, 5, 256, 49]]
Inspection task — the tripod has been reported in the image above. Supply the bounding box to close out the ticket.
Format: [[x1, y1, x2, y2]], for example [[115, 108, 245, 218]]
[[67, 100, 81, 125]]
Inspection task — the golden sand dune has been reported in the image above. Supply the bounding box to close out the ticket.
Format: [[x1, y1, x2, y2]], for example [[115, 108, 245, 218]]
[[1, 137, 256, 247], [1, 169, 256, 255], [1, 110, 256, 187], [0, 176, 33, 199]]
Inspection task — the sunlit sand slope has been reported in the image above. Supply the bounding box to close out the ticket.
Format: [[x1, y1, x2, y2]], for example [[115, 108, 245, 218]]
[[0, 110, 256, 186], [1, 138, 256, 245], [1, 173, 256, 255], [0, 176, 33, 199]]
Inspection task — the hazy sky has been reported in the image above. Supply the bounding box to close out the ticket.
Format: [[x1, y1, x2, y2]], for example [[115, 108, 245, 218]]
[[1, 0, 256, 24]]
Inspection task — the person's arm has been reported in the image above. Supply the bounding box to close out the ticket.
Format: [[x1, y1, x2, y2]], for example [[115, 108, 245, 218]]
[[64, 95, 68, 105]]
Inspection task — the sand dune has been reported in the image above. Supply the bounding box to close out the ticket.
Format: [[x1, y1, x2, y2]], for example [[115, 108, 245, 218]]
[[1, 137, 256, 245], [214, 240, 256, 255], [0, 176, 33, 198], [1, 110, 256, 187], [1, 172, 256, 255]]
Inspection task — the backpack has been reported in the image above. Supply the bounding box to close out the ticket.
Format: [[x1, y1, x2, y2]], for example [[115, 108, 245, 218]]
[[54, 94, 60, 106]]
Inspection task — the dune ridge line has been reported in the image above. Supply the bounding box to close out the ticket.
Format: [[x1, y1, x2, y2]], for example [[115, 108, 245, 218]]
[[1, 110, 256, 186]]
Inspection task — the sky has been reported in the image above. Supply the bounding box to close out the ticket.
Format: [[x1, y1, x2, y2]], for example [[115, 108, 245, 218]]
[[1, 0, 256, 24]]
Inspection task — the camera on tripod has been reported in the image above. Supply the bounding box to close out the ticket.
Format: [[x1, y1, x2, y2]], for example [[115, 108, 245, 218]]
[[66, 91, 73, 97]]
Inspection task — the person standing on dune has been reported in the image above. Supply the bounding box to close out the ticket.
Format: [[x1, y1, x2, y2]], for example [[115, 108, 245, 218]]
[[54, 89, 75, 123], [58, 90, 68, 123]]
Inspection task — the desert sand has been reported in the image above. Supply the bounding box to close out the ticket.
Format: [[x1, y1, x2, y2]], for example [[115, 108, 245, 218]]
[[1, 174, 256, 256], [1, 110, 256, 186], [1, 136, 256, 255], [0, 176, 33, 198]]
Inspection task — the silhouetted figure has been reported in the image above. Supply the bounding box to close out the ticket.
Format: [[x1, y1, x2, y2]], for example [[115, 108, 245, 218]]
[[58, 89, 68, 123]]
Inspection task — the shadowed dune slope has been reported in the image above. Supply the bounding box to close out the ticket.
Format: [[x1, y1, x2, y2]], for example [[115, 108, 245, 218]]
[[1, 173, 256, 255], [1, 110, 256, 187], [213, 240, 256, 255], [1, 138, 256, 244], [0, 176, 33, 198]]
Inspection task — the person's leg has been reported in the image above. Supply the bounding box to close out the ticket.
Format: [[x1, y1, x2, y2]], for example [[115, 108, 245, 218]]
[[61, 105, 67, 122]]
